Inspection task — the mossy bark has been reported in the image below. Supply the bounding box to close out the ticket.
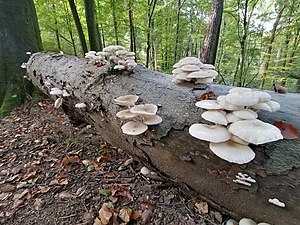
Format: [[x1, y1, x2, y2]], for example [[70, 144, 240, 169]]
[[0, 0, 42, 117]]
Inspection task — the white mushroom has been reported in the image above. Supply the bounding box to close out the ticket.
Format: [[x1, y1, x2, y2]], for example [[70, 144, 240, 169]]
[[226, 92, 259, 107], [226, 113, 242, 123], [181, 64, 200, 72], [209, 141, 255, 164], [225, 219, 238, 225], [230, 135, 249, 145], [179, 57, 201, 65], [114, 95, 139, 107], [266, 100, 280, 112], [189, 124, 230, 143], [50, 88, 63, 95], [228, 119, 283, 145], [75, 103, 86, 108], [253, 91, 271, 102], [195, 100, 223, 110], [130, 104, 158, 116], [54, 98, 63, 108], [239, 218, 257, 225], [232, 109, 258, 120], [121, 121, 148, 135], [195, 77, 214, 84], [114, 64, 125, 70], [268, 198, 285, 208], [250, 102, 272, 112], [201, 110, 227, 125], [116, 109, 138, 119], [229, 87, 252, 94], [141, 115, 162, 125]]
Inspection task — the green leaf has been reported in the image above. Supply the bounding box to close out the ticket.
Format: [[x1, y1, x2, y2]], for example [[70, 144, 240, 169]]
[[99, 189, 111, 197]]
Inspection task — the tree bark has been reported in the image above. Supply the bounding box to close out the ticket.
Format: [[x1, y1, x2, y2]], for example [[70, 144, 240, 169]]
[[68, 0, 88, 54], [146, 0, 157, 68], [0, 0, 42, 116], [26, 52, 300, 225], [110, 0, 119, 45], [200, 0, 224, 65], [84, 0, 100, 51], [128, 0, 136, 53]]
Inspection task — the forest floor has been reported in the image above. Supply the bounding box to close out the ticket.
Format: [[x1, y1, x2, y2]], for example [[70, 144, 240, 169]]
[[0, 99, 225, 225]]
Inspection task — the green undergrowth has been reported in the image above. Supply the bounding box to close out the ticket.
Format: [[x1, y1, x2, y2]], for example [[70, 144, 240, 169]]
[[0, 89, 24, 117]]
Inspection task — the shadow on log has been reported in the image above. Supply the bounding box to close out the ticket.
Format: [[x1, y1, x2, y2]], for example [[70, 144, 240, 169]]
[[27, 52, 300, 225]]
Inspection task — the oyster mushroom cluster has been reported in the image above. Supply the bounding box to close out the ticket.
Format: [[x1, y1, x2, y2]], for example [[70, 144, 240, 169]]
[[225, 218, 271, 225], [189, 87, 283, 164], [85, 45, 137, 71], [114, 95, 162, 135], [49, 87, 71, 108], [171, 57, 218, 84]]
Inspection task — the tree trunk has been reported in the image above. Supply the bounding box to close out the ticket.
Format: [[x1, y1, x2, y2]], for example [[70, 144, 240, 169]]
[[174, 0, 182, 62], [52, 4, 62, 51], [84, 0, 100, 51], [26, 52, 300, 225], [200, 0, 224, 65], [68, 0, 88, 54], [259, 4, 287, 89], [146, 0, 157, 68], [110, 0, 119, 45], [0, 0, 42, 116], [128, 0, 136, 54]]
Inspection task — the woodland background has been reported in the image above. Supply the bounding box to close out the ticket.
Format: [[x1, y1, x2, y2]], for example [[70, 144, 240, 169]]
[[0, 0, 299, 116]]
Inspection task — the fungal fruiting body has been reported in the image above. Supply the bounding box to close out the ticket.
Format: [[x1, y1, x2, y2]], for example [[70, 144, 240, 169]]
[[115, 95, 162, 135], [189, 87, 282, 164]]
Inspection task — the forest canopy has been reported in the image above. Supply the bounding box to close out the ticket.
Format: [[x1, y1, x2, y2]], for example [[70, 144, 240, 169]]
[[30, 0, 300, 92]]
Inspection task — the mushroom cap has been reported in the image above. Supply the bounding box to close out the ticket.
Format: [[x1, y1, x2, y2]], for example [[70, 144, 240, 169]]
[[172, 67, 184, 74], [250, 102, 272, 112], [232, 109, 258, 120], [114, 95, 139, 107], [173, 62, 183, 68], [195, 100, 223, 110], [174, 73, 191, 81], [50, 89, 63, 95], [229, 87, 252, 94], [226, 92, 259, 106], [121, 121, 148, 135], [116, 49, 128, 55], [179, 57, 201, 65], [253, 91, 271, 102], [218, 100, 244, 111], [201, 110, 228, 125], [266, 100, 280, 112], [228, 119, 283, 145], [54, 98, 63, 108], [230, 134, 249, 145], [189, 124, 230, 143], [141, 115, 163, 125], [116, 109, 138, 119], [201, 64, 215, 70], [127, 51, 135, 56], [75, 103, 86, 108], [225, 219, 238, 225], [195, 77, 214, 84], [209, 141, 255, 164], [130, 104, 158, 116], [257, 223, 271, 225], [181, 64, 200, 72], [226, 113, 242, 123], [186, 70, 207, 78], [239, 218, 257, 225], [114, 64, 125, 70]]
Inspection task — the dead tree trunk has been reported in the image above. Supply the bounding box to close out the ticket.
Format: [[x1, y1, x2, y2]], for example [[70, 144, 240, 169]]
[[26, 52, 300, 225]]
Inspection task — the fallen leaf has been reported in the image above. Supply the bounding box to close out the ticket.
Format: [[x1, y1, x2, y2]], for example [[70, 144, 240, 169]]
[[273, 121, 299, 139], [83, 211, 93, 224], [197, 91, 216, 100], [210, 211, 222, 223], [131, 210, 141, 220], [93, 217, 102, 225], [0, 193, 12, 201], [33, 198, 45, 210], [98, 202, 114, 225], [55, 172, 68, 179], [195, 201, 208, 214], [119, 207, 132, 223], [99, 189, 112, 197], [0, 184, 15, 192], [37, 185, 51, 193], [256, 169, 268, 178], [57, 191, 77, 199]]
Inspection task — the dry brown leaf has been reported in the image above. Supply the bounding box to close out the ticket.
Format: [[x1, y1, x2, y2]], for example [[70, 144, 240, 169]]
[[0, 184, 15, 192], [195, 201, 208, 214], [0, 193, 12, 201], [37, 185, 51, 193], [83, 211, 94, 224], [131, 210, 141, 220], [98, 202, 114, 225], [33, 198, 45, 210], [119, 207, 132, 223], [57, 191, 77, 199], [93, 217, 102, 225], [13, 189, 30, 200]]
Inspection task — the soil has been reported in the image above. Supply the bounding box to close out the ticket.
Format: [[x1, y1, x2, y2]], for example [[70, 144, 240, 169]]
[[0, 99, 224, 225]]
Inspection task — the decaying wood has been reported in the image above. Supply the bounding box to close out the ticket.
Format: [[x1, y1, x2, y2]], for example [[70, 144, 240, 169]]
[[27, 52, 300, 225]]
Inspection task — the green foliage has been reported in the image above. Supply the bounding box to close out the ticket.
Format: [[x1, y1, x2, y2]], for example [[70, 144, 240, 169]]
[[0, 89, 24, 117]]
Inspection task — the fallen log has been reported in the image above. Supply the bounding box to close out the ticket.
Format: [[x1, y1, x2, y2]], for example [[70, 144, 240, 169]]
[[26, 52, 300, 225]]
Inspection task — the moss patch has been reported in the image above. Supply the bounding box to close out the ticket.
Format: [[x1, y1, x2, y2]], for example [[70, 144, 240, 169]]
[[0, 89, 24, 117]]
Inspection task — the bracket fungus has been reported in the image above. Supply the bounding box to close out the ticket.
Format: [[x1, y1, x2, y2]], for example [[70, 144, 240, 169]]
[[171, 56, 218, 84], [268, 198, 285, 208], [189, 87, 283, 164], [115, 95, 162, 136]]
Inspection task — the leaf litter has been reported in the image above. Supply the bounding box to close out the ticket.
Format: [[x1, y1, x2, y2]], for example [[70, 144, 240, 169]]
[[0, 99, 222, 225]]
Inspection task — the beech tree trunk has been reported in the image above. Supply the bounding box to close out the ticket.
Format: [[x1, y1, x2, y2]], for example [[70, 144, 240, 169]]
[[84, 0, 100, 51], [26, 52, 300, 225], [200, 0, 224, 65]]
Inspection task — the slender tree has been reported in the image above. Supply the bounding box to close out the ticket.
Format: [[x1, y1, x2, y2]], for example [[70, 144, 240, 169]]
[[259, 3, 287, 89], [128, 0, 136, 53], [68, 0, 88, 54], [110, 0, 119, 45], [84, 0, 100, 51], [0, 0, 43, 116], [200, 0, 224, 65], [146, 0, 157, 68]]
